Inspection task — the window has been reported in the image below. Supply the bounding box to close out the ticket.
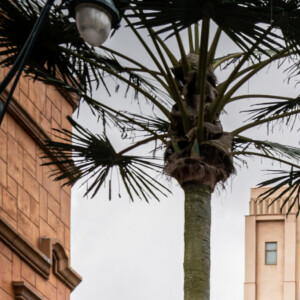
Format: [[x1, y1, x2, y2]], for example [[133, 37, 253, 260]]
[[265, 242, 277, 265]]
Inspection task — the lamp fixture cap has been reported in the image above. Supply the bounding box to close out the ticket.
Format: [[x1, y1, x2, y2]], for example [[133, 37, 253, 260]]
[[67, 0, 120, 28]]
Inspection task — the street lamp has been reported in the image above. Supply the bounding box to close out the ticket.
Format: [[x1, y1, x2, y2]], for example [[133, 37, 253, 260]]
[[69, 0, 120, 46], [0, 0, 120, 125]]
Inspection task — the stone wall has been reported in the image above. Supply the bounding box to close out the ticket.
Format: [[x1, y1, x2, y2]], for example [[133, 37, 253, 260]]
[[0, 70, 81, 299]]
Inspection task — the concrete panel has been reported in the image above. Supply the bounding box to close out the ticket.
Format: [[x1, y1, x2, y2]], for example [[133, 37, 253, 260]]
[[284, 282, 296, 300], [244, 283, 256, 300], [245, 216, 256, 283], [256, 220, 284, 300]]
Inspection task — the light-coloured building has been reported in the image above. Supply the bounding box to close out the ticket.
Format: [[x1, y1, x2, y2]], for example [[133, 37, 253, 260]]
[[244, 187, 299, 300]]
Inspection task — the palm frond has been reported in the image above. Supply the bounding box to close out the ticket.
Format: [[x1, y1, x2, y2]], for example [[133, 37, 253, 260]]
[[0, 0, 162, 98], [18, 70, 168, 140], [244, 96, 300, 125], [120, 113, 169, 135], [233, 136, 300, 162], [213, 49, 278, 70], [43, 117, 171, 201], [0, 0, 98, 92], [127, 0, 300, 54], [79, 96, 170, 140], [257, 168, 300, 216], [274, 0, 300, 51]]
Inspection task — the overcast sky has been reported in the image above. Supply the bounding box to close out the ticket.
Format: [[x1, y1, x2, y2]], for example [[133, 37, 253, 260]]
[[69, 21, 300, 300]]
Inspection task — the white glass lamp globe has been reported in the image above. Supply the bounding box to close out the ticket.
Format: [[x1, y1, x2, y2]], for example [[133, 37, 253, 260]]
[[75, 3, 112, 46]]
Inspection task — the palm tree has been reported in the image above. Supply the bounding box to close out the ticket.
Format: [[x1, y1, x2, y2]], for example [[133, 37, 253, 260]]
[[1, 1, 300, 299]]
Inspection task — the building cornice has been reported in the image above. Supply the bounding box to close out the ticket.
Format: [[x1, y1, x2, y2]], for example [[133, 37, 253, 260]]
[[40, 238, 82, 290], [0, 217, 51, 279], [12, 281, 46, 300], [0, 216, 82, 291]]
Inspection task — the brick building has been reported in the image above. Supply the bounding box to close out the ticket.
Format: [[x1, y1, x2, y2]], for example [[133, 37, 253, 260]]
[[0, 69, 81, 299]]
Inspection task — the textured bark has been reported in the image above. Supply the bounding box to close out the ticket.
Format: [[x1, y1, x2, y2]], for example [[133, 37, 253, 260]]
[[183, 182, 212, 300], [164, 55, 234, 190], [164, 53, 233, 300]]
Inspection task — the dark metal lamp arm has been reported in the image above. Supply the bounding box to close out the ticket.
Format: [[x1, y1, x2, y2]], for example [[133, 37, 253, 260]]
[[0, 0, 55, 126]]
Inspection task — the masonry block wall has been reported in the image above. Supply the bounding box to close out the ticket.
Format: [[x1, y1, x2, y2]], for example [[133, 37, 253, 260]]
[[0, 68, 81, 300]]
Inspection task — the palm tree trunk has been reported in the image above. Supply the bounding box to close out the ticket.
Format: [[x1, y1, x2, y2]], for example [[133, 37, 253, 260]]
[[183, 182, 212, 300]]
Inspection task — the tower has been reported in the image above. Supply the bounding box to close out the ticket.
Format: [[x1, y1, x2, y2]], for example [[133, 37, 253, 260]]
[[244, 187, 298, 300], [0, 69, 81, 299]]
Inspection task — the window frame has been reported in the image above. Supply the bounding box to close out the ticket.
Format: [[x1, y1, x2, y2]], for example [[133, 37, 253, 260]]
[[265, 241, 277, 265]]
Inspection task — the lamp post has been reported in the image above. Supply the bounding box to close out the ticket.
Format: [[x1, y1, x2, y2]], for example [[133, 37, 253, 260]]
[[0, 0, 120, 126]]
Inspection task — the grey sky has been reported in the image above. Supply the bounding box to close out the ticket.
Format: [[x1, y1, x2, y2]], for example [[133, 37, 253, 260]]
[[69, 21, 300, 300]]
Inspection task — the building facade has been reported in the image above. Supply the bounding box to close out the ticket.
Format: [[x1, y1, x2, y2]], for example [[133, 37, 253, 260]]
[[0, 69, 81, 299], [244, 187, 298, 300]]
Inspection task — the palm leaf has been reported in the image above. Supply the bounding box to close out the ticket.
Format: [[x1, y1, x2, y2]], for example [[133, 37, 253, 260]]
[[127, 0, 300, 53], [19, 70, 168, 140], [0, 0, 160, 97], [275, 0, 300, 50], [244, 96, 300, 125], [233, 136, 300, 161], [213, 49, 278, 70], [0, 0, 98, 92], [119, 113, 169, 135], [233, 136, 300, 170], [43, 117, 171, 201], [257, 168, 300, 216], [233, 136, 300, 215]]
